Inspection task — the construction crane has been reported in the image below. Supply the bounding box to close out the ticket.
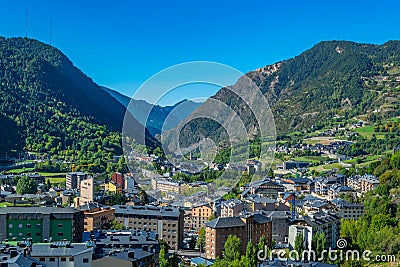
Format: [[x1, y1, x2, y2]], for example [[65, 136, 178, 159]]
[[71, 163, 96, 172]]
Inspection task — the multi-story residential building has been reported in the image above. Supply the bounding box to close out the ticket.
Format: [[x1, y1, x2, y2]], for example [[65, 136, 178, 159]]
[[191, 203, 213, 231], [332, 200, 364, 220], [314, 174, 346, 196], [79, 177, 94, 204], [288, 211, 341, 251], [244, 178, 286, 199], [0, 207, 84, 243], [282, 161, 309, 170], [94, 230, 160, 252], [112, 172, 125, 190], [327, 185, 355, 200], [125, 175, 138, 193], [66, 172, 88, 190], [31, 242, 94, 267], [105, 181, 123, 194], [346, 175, 360, 190], [262, 210, 291, 243], [205, 213, 272, 259], [220, 199, 244, 218], [359, 175, 380, 193], [244, 195, 284, 212], [151, 177, 181, 194], [183, 209, 193, 231], [303, 200, 332, 214], [113, 205, 184, 250], [80, 203, 115, 232]]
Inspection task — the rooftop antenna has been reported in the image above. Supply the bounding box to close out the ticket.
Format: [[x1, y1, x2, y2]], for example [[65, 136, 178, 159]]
[[49, 19, 52, 45], [25, 10, 28, 38]]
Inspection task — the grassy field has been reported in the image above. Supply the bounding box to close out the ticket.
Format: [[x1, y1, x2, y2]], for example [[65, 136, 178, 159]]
[[46, 177, 66, 184], [6, 167, 35, 174], [293, 156, 329, 163], [38, 172, 66, 177], [353, 126, 385, 139], [309, 162, 340, 172]]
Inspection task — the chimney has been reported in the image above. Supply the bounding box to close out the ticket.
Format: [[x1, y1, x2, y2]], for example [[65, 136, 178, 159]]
[[128, 251, 135, 258]]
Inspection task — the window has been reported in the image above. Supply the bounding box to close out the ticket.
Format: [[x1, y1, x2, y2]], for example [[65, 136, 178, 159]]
[[36, 224, 41, 228], [83, 258, 89, 263], [26, 224, 31, 229], [27, 232, 31, 237], [18, 233, 22, 237], [18, 224, 22, 229], [39, 257, 45, 262], [69, 257, 74, 262], [57, 232, 64, 237], [58, 224, 63, 228], [8, 233, 12, 237], [61, 257, 66, 262], [50, 258, 55, 262], [8, 224, 12, 228], [36, 232, 41, 236]]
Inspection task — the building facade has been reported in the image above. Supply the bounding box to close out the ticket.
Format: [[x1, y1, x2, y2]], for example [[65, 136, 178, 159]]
[[113, 205, 184, 250], [80, 177, 94, 204], [191, 203, 213, 231], [80, 204, 115, 232], [105, 181, 123, 194], [359, 175, 380, 193], [0, 207, 84, 243], [66, 172, 88, 190], [151, 177, 181, 194], [334, 202, 364, 220], [31, 242, 94, 267], [220, 199, 244, 218], [288, 211, 341, 251], [205, 214, 272, 259]]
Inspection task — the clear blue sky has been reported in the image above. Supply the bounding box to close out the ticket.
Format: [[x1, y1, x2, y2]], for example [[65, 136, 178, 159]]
[[1, 0, 399, 105]]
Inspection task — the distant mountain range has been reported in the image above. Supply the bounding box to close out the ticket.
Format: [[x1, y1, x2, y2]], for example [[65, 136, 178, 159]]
[[0, 37, 157, 156], [2, 37, 400, 157], [102, 87, 202, 136], [165, 40, 400, 148]]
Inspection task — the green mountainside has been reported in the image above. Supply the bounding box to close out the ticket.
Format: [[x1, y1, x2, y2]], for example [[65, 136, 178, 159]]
[[172, 40, 400, 148], [0, 37, 156, 160]]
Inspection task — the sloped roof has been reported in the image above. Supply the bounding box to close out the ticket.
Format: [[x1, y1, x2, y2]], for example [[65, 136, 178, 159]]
[[205, 217, 245, 229]]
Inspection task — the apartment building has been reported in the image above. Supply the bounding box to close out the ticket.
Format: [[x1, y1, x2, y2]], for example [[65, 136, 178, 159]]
[[288, 211, 341, 251], [66, 172, 88, 190], [112, 172, 125, 190], [105, 181, 123, 194], [31, 242, 94, 267], [333, 200, 364, 220], [80, 177, 94, 204], [359, 175, 380, 193], [0, 207, 84, 243], [151, 177, 181, 194], [191, 203, 213, 231], [220, 199, 245, 218], [80, 203, 115, 232], [113, 205, 184, 250], [205, 213, 272, 259]]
